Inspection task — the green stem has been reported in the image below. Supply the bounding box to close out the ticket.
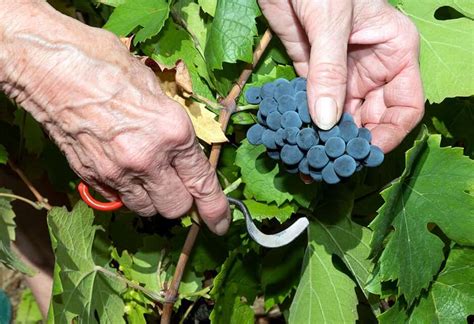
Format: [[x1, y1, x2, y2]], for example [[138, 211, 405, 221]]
[[0, 192, 44, 210], [223, 178, 242, 195], [179, 286, 211, 299], [237, 104, 259, 111], [179, 302, 196, 324], [94, 266, 165, 303]]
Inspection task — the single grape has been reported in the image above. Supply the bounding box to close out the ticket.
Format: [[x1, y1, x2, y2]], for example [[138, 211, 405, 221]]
[[358, 127, 372, 142], [355, 161, 363, 172], [333, 155, 357, 177], [339, 121, 359, 142], [322, 162, 341, 184], [267, 111, 282, 131], [277, 95, 297, 113], [364, 145, 384, 167], [318, 126, 340, 142], [325, 137, 346, 158], [245, 86, 262, 104], [274, 80, 294, 99], [298, 157, 310, 175], [296, 128, 318, 150], [346, 137, 370, 160], [247, 123, 265, 145], [341, 112, 354, 123], [267, 150, 280, 160], [295, 91, 307, 105], [281, 144, 304, 165], [257, 110, 267, 126], [261, 82, 276, 98], [291, 77, 307, 92], [281, 111, 303, 129], [262, 129, 277, 150], [309, 168, 323, 182], [297, 102, 312, 124], [284, 127, 299, 144], [275, 128, 286, 146], [307, 145, 329, 169], [259, 98, 278, 116]]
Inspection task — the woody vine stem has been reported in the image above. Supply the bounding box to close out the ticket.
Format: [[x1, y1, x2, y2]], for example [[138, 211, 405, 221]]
[[160, 29, 273, 323]]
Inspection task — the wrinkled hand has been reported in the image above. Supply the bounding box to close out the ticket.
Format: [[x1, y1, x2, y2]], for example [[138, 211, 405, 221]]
[[0, 2, 230, 234], [259, 0, 425, 152]]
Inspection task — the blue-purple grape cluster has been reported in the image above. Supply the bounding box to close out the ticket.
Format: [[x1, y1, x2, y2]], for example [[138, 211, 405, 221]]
[[245, 77, 384, 184]]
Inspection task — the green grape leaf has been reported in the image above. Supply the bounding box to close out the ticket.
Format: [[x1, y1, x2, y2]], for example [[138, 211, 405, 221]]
[[113, 234, 203, 301], [0, 190, 34, 275], [289, 222, 359, 323], [113, 236, 168, 292], [379, 247, 474, 323], [97, 0, 125, 7], [198, 0, 217, 16], [235, 140, 318, 207], [210, 251, 259, 323], [16, 288, 43, 324], [47, 202, 126, 323], [393, 0, 474, 102], [205, 0, 260, 70], [312, 217, 373, 298], [261, 236, 305, 310], [143, 20, 214, 99], [409, 247, 474, 323], [174, 0, 208, 53], [370, 133, 474, 304], [104, 0, 170, 44], [0, 144, 7, 164], [232, 200, 297, 223]]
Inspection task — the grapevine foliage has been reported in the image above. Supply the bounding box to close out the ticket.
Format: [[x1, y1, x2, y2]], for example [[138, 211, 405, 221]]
[[0, 0, 473, 323]]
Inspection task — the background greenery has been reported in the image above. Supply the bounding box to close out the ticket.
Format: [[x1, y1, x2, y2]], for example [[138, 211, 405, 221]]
[[0, 0, 473, 322]]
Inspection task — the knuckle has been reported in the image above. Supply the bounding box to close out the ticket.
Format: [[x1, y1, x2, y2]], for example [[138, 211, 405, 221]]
[[160, 107, 195, 147], [111, 134, 156, 172]]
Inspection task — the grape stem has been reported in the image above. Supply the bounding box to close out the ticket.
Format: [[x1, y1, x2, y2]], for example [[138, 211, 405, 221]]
[[94, 266, 165, 303], [7, 160, 53, 210], [0, 192, 45, 210], [160, 29, 273, 324]]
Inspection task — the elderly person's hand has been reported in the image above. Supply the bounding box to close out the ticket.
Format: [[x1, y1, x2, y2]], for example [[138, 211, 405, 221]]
[[259, 0, 425, 152], [0, 1, 230, 235]]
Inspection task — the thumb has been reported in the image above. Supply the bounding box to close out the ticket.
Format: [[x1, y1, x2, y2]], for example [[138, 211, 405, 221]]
[[173, 142, 231, 236], [304, 4, 352, 130]]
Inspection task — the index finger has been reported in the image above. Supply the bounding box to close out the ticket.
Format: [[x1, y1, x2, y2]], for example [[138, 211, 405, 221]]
[[172, 141, 231, 235]]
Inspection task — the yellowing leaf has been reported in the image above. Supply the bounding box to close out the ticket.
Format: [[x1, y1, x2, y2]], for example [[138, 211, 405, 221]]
[[174, 95, 228, 144], [142, 57, 228, 144]]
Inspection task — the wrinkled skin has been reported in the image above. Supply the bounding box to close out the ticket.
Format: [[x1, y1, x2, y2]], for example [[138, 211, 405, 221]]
[[259, 0, 425, 152], [0, 2, 230, 235], [0, 0, 424, 236]]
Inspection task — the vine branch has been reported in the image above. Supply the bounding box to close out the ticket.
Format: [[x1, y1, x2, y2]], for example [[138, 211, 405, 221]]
[[160, 29, 273, 324], [0, 192, 45, 210], [7, 160, 53, 210]]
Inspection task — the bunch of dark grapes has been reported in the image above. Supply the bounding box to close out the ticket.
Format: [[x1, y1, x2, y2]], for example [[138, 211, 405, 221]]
[[245, 77, 384, 184]]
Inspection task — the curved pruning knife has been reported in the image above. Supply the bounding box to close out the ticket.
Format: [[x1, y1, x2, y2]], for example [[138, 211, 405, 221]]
[[78, 182, 308, 248]]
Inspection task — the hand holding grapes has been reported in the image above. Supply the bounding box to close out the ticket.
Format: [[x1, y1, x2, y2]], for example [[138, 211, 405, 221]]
[[259, 0, 425, 152]]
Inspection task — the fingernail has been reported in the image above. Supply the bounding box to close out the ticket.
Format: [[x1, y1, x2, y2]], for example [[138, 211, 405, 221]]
[[214, 209, 231, 235], [314, 97, 338, 130]]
